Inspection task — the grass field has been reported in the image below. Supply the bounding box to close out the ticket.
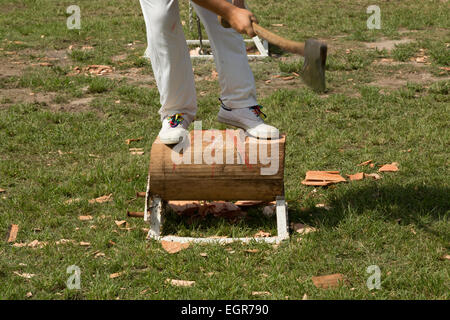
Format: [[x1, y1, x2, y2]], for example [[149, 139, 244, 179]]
[[0, 0, 449, 300]]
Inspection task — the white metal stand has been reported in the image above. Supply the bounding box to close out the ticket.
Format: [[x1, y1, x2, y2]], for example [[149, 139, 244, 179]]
[[144, 174, 289, 244]]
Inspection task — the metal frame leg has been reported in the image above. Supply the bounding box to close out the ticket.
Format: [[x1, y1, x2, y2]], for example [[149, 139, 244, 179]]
[[147, 197, 164, 240], [276, 196, 289, 240]]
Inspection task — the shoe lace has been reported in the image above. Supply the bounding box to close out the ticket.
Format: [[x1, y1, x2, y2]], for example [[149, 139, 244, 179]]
[[250, 105, 267, 119], [167, 113, 184, 128]]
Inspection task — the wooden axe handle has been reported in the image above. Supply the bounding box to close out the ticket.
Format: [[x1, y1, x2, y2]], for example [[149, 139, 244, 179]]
[[218, 19, 305, 55], [252, 23, 305, 56]]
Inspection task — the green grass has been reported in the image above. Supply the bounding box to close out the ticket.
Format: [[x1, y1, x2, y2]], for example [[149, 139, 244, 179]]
[[0, 0, 449, 300]]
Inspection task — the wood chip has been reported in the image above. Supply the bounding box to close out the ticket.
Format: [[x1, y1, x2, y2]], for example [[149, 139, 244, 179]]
[[125, 137, 143, 145], [110, 272, 124, 279], [166, 279, 195, 287], [271, 23, 284, 27], [244, 249, 260, 253], [234, 200, 264, 207], [282, 76, 295, 81], [364, 173, 381, 180], [302, 171, 346, 186], [347, 172, 364, 181], [379, 163, 399, 172], [291, 223, 317, 235], [357, 160, 372, 166], [302, 293, 308, 300], [0, 188, 6, 193], [13, 240, 47, 248], [78, 215, 93, 221], [114, 220, 128, 228], [254, 230, 271, 238], [26, 292, 33, 298], [441, 254, 450, 260], [312, 273, 347, 289], [252, 291, 271, 296], [161, 240, 190, 254], [14, 271, 35, 279], [6, 224, 19, 243], [89, 194, 112, 204], [79, 241, 91, 246]]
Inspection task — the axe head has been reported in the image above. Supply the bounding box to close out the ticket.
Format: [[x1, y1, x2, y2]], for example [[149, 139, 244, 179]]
[[301, 39, 328, 93]]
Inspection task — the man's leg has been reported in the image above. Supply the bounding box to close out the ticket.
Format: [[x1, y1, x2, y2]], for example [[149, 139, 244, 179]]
[[191, 1, 256, 109], [140, 0, 196, 143], [191, 2, 278, 139]]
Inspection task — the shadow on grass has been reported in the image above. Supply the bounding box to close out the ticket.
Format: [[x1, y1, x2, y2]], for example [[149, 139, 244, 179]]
[[324, 184, 449, 240]]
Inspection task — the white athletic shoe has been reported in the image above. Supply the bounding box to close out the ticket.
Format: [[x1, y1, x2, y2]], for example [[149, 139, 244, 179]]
[[217, 101, 279, 139], [158, 113, 189, 145]]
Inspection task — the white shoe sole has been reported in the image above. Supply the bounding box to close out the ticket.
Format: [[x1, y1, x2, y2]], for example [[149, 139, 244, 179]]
[[159, 133, 187, 145], [217, 115, 277, 139]]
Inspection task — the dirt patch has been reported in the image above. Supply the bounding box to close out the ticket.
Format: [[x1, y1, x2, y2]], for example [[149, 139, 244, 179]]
[[370, 72, 449, 89], [364, 38, 413, 51], [53, 97, 95, 112], [0, 88, 56, 108]]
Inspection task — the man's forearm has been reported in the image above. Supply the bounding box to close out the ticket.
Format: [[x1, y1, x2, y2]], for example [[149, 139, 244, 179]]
[[191, 0, 237, 21]]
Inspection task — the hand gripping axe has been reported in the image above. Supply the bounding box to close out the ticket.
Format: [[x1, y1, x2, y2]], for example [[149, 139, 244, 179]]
[[218, 2, 328, 92]]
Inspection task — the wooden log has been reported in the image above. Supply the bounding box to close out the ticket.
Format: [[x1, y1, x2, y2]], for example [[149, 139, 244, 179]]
[[149, 130, 286, 201], [127, 211, 145, 218]]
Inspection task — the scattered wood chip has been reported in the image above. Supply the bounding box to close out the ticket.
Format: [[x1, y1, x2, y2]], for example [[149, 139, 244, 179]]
[[86, 64, 114, 75], [89, 194, 112, 204], [114, 220, 128, 228], [79, 241, 91, 246], [78, 215, 93, 221], [94, 252, 105, 258], [166, 278, 195, 287], [110, 272, 124, 279], [26, 292, 33, 298], [347, 172, 364, 181], [379, 163, 399, 172], [254, 230, 271, 238], [161, 240, 190, 254], [301, 171, 346, 186], [14, 271, 35, 279], [234, 200, 264, 207], [312, 273, 347, 289], [13, 240, 47, 248], [291, 223, 317, 235], [65, 198, 81, 204], [0, 188, 6, 193], [6, 224, 19, 243], [200, 252, 208, 257], [302, 293, 308, 300], [244, 249, 260, 253], [364, 173, 381, 180], [55, 239, 75, 245], [271, 23, 284, 27], [357, 160, 373, 166], [441, 254, 450, 260], [282, 76, 295, 81], [252, 291, 271, 296], [315, 203, 332, 210], [292, 72, 300, 77], [125, 137, 143, 145]]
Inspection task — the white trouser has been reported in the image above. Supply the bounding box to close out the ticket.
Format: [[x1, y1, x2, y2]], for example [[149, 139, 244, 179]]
[[139, 0, 258, 123]]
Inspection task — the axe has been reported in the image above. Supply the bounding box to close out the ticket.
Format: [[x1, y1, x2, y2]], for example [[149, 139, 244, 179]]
[[218, 2, 328, 92]]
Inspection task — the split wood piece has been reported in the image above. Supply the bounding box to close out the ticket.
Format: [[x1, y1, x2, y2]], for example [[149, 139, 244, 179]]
[[6, 224, 19, 243], [301, 171, 346, 186], [127, 211, 145, 218], [149, 130, 286, 201], [136, 192, 146, 198], [379, 163, 399, 172], [347, 172, 364, 181], [312, 273, 347, 289]]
